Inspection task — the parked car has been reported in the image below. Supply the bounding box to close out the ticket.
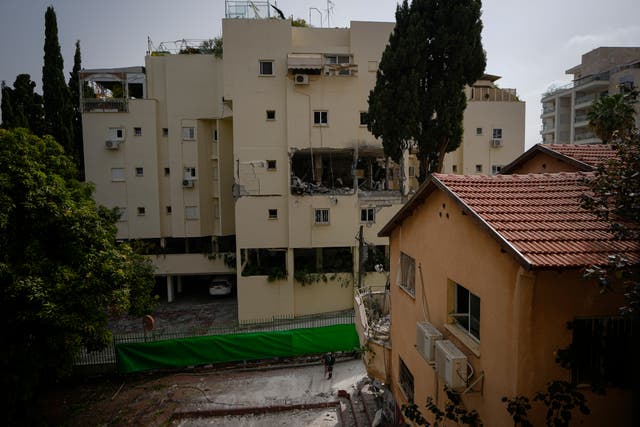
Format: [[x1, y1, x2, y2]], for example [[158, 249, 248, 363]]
[[209, 279, 232, 296]]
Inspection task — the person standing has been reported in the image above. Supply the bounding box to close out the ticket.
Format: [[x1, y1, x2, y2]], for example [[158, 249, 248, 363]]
[[323, 353, 336, 379]]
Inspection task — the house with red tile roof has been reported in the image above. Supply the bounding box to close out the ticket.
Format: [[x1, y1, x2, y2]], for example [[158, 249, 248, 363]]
[[378, 172, 638, 426], [501, 143, 617, 174]]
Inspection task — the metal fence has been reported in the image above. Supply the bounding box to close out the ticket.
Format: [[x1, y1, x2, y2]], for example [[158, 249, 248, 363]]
[[74, 310, 355, 370]]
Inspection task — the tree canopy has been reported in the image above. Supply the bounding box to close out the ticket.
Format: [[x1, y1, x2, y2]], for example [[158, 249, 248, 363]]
[[0, 129, 156, 423], [587, 92, 637, 144], [68, 40, 85, 179], [1, 74, 45, 135], [368, 0, 486, 180]]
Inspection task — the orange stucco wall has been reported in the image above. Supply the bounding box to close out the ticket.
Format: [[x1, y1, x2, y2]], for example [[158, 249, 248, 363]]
[[509, 152, 580, 174], [387, 189, 632, 426]]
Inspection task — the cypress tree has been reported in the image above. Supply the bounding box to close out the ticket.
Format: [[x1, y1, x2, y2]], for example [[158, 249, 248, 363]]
[[1, 75, 45, 134], [42, 6, 74, 155], [68, 40, 84, 179], [1, 81, 17, 128]]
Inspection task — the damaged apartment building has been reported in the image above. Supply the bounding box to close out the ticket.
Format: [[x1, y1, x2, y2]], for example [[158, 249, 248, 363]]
[[81, 1, 524, 322]]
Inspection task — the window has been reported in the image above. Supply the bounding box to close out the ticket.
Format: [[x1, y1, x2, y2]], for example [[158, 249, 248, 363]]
[[213, 129, 218, 141], [399, 358, 414, 402], [325, 54, 350, 64], [451, 283, 480, 341], [359, 111, 368, 126], [492, 128, 503, 139], [164, 167, 170, 176], [134, 127, 142, 136], [184, 167, 197, 180], [361, 207, 375, 223], [314, 208, 330, 224], [116, 207, 127, 221], [267, 160, 277, 170], [452, 165, 458, 173], [111, 167, 125, 182], [408, 166, 415, 178], [162, 128, 168, 137], [491, 165, 503, 175], [182, 126, 195, 140], [475, 164, 483, 173], [313, 110, 328, 126], [268, 209, 278, 219], [259, 60, 274, 76], [399, 252, 415, 295], [137, 207, 146, 216], [570, 317, 635, 387], [476, 127, 483, 136], [135, 167, 144, 177], [166, 206, 172, 215], [185, 206, 198, 220], [266, 110, 276, 120], [108, 127, 124, 141]]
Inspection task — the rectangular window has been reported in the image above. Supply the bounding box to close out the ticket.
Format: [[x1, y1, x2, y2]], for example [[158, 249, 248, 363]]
[[111, 167, 125, 181], [182, 126, 195, 140], [268, 209, 278, 219], [137, 207, 146, 216], [491, 165, 503, 175], [399, 252, 416, 295], [134, 127, 142, 136], [185, 206, 198, 220], [184, 167, 196, 180], [492, 128, 503, 139], [452, 165, 458, 173], [213, 128, 218, 141], [164, 167, 170, 176], [135, 167, 144, 177], [451, 283, 481, 341], [325, 54, 351, 64], [267, 160, 277, 170], [360, 207, 375, 223], [476, 127, 483, 136], [259, 60, 274, 76], [166, 206, 172, 215], [359, 111, 368, 126], [162, 128, 168, 137], [399, 358, 414, 402], [116, 207, 127, 221], [108, 127, 124, 141], [266, 110, 276, 120], [475, 164, 483, 173], [314, 208, 330, 224], [313, 110, 328, 126], [408, 166, 415, 178]]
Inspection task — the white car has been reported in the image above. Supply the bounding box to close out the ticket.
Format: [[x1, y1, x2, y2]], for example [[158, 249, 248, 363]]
[[209, 279, 232, 296]]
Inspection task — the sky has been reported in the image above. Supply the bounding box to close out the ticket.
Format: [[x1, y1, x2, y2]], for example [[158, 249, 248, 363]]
[[1, 0, 639, 149]]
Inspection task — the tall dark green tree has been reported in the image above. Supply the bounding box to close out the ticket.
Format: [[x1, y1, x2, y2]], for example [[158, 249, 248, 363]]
[[368, 0, 486, 179], [42, 6, 74, 156], [0, 128, 157, 424], [1, 74, 45, 134], [68, 40, 85, 179]]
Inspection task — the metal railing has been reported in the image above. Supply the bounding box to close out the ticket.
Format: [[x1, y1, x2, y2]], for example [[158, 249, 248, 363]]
[[470, 87, 519, 102], [81, 98, 128, 112]]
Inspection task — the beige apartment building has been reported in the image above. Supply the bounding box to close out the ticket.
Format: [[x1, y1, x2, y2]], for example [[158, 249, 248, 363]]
[[82, 10, 525, 322], [541, 47, 640, 144]]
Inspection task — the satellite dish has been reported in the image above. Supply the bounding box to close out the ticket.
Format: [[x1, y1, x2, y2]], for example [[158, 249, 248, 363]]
[[143, 315, 155, 331]]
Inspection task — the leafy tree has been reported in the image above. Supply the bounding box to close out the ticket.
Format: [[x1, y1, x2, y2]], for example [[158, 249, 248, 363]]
[[587, 92, 637, 144], [403, 387, 481, 426], [0, 75, 45, 135], [68, 40, 85, 179], [199, 37, 223, 58], [368, 0, 486, 180], [42, 6, 74, 157], [0, 128, 156, 424], [291, 18, 308, 27]]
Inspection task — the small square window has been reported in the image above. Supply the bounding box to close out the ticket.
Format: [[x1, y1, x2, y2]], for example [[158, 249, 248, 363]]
[[184, 167, 197, 180], [135, 167, 144, 177], [185, 206, 198, 219], [314, 208, 330, 224], [491, 165, 503, 175], [266, 110, 276, 120], [267, 160, 277, 170], [182, 127, 195, 140], [452, 165, 458, 173], [111, 167, 125, 181], [259, 60, 274, 76], [162, 128, 169, 137], [359, 111, 369, 126], [476, 127, 483, 136], [137, 207, 146, 216], [313, 110, 328, 126], [134, 127, 142, 136], [492, 128, 503, 139], [164, 167, 170, 176], [361, 208, 375, 223], [109, 127, 124, 140], [166, 206, 172, 215], [268, 209, 278, 219], [475, 164, 483, 173]]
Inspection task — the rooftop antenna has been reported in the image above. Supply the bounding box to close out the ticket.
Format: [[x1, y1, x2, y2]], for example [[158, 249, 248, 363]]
[[326, 0, 334, 27], [309, 7, 323, 27]]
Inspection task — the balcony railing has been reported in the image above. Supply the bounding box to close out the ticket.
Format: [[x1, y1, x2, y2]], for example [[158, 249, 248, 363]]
[[470, 87, 519, 102], [81, 98, 128, 113], [575, 131, 596, 141], [542, 105, 555, 114], [574, 71, 609, 88], [574, 113, 589, 123], [575, 93, 598, 106]]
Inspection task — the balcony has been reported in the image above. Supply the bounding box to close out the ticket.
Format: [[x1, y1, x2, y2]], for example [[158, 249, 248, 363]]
[[542, 104, 555, 116], [574, 71, 610, 89], [469, 87, 519, 102], [81, 98, 128, 113]]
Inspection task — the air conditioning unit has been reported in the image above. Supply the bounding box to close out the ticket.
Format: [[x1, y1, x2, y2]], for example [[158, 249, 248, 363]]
[[105, 140, 120, 150], [490, 139, 503, 148], [435, 340, 468, 389], [416, 322, 443, 363], [182, 179, 194, 188], [294, 74, 309, 85]]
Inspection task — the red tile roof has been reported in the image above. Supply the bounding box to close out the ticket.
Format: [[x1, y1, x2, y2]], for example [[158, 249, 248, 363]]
[[501, 143, 617, 173], [379, 172, 639, 270]]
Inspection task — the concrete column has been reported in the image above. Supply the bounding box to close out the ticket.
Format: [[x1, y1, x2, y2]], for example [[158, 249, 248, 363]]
[[167, 275, 175, 303]]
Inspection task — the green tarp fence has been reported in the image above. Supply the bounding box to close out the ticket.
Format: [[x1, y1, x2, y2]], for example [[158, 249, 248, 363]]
[[116, 324, 359, 373]]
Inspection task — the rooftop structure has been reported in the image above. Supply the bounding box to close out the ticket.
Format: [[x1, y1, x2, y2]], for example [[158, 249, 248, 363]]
[[501, 143, 617, 174]]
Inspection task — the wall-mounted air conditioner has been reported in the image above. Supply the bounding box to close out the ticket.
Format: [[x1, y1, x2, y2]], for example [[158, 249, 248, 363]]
[[416, 321, 443, 363], [105, 140, 121, 150], [182, 179, 194, 188], [490, 139, 503, 148], [294, 74, 309, 85], [435, 340, 468, 389]]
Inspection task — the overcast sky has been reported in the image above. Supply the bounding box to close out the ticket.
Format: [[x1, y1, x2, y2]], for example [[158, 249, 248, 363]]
[[1, 0, 639, 148]]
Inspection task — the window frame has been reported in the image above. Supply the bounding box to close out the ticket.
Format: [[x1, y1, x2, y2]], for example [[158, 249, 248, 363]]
[[476, 127, 483, 136], [359, 111, 368, 126], [162, 128, 169, 137], [135, 167, 144, 177], [133, 127, 142, 136], [313, 110, 328, 126], [360, 207, 375, 223], [268, 209, 278, 220], [399, 358, 415, 402], [450, 283, 481, 342], [182, 126, 195, 141], [259, 60, 274, 76], [314, 208, 330, 225], [399, 252, 416, 296], [137, 206, 146, 216], [108, 127, 124, 141], [185, 205, 199, 220], [266, 110, 276, 121], [111, 167, 125, 182], [492, 128, 503, 139], [491, 164, 503, 175], [166, 206, 172, 215], [475, 164, 483, 173], [266, 160, 277, 170]]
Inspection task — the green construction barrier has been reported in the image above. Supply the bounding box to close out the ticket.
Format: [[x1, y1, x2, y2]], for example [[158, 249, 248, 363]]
[[115, 324, 359, 373]]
